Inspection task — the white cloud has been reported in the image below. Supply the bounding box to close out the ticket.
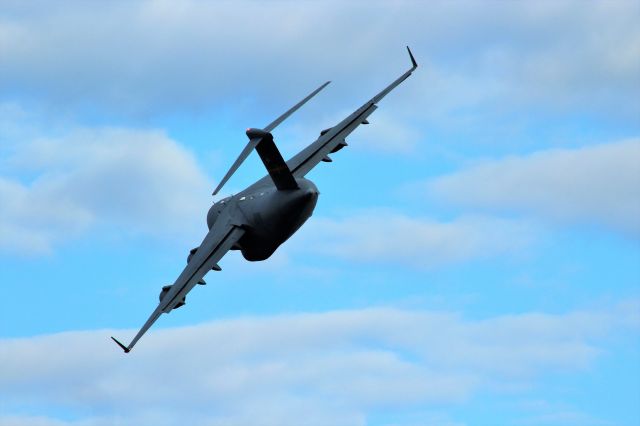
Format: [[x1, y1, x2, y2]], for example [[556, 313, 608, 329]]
[[0, 0, 637, 121], [295, 210, 537, 268], [427, 139, 640, 236], [402, 1, 640, 122], [516, 399, 614, 426], [348, 110, 421, 154], [0, 176, 91, 253], [0, 126, 211, 254], [0, 304, 636, 426], [278, 109, 421, 156]]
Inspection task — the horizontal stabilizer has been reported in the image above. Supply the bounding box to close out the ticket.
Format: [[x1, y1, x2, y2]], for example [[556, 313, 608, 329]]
[[213, 81, 330, 196], [264, 81, 330, 132]]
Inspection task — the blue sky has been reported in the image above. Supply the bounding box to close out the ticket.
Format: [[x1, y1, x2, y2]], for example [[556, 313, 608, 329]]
[[1, 1, 639, 425]]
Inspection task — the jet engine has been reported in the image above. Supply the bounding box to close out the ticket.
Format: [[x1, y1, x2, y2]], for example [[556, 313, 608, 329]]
[[159, 284, 185, 309]]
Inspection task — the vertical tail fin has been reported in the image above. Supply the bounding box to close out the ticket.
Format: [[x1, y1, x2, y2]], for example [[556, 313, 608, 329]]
[[246, 129, 298, 190]]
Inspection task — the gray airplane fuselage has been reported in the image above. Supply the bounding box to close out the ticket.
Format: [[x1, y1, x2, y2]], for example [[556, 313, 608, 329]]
[[206, 178, 319, 261], [110, 47, 418, 354]]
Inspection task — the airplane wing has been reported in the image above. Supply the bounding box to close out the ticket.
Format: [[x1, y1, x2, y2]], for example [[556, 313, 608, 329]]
[[111, 202, 245, 353], [287, 47, 417, 178]]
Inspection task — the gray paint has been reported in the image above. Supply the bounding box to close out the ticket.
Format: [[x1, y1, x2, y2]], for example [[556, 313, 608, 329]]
[[111, 47, 417, 353]]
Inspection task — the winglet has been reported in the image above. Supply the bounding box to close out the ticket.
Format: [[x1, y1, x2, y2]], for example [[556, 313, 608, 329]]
[[368, 47, 419, 105], [111, 336, 131, 353], [407, 46, 417, 69]]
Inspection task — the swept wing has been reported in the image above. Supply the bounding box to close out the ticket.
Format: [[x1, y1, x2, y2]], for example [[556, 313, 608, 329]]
[[288, 47, 417, 177], [111, 201, 245, 353], [243, 47, 417, 194]]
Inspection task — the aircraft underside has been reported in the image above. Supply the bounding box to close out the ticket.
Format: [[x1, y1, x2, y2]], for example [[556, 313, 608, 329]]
[[235, 181, 319, 261], [111, 47, 417, 353]]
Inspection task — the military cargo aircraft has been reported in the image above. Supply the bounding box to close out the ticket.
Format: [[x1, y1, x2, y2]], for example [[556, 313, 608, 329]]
[[112, 47, 418, 352]]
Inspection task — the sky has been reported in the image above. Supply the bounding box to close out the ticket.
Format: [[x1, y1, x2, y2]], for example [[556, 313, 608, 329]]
[[0, 0, 639, 425]]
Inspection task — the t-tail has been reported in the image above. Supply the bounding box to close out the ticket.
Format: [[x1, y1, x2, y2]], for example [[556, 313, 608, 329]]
[[212, 81, 330, 195]]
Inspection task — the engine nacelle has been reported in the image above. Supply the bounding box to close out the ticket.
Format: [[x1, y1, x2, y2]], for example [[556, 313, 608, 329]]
[[187, 247, 198, 263], [159, 284, 185, 309]]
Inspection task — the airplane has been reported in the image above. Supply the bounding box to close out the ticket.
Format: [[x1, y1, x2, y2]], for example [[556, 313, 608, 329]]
[[111, 47, 418, 353]]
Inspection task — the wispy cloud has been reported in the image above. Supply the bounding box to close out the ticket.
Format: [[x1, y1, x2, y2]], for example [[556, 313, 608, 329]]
[[0, 0, 637, 121], [426, 139, 640, 237], [0, 125, 211, 254], [1, 303, 636, 426], [295, 210, 538, 268]]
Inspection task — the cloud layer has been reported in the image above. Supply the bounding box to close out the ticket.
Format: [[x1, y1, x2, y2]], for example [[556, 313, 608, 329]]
[[427, 139, 640, 236], [0, 125, 210, 254], [2, 304, 637, 426], [0, 0, 637, 120], [297, 211, 537, 268]]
